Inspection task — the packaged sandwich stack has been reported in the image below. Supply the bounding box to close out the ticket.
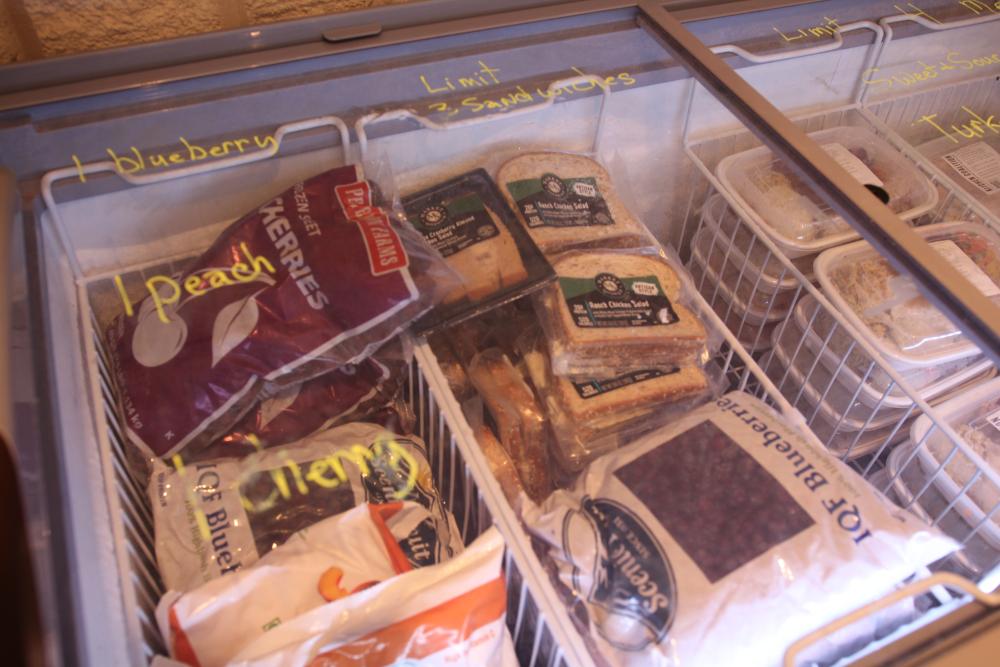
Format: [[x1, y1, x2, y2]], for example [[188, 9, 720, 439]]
[[492, 151, 715, 475], [762, 220, 998, 461], [99, 164, 518, 665]]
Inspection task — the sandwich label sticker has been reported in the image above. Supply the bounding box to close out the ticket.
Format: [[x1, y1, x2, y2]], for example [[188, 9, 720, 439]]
[[559, 273, 679, 328], [942, 142, 1000, 195], [572, 368, 678, 400], [506, 173, 614, 228], [930, 240, 1000, 298], [404, 186, 500, 258]]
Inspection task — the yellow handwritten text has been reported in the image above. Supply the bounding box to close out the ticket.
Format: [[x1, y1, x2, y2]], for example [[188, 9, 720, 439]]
[[71, 133, 278, 183], [958, 0, 1000, 15], [915, 107, 1000, 144], [419, 60, 502, 94], [172, 436, 421, 544], [772, 16, 842, 42], [863, 50, 1000, 89], [425, 67, 637, 119], [117, 242, 276, 324]]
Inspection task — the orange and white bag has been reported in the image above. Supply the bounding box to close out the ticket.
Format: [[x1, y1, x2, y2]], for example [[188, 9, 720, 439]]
[[157, 504, 514, 666]]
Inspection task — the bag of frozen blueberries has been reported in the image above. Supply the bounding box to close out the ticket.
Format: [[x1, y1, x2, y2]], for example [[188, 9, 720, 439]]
[[523, 392, 957, 667], [104, 163, 458, 466]]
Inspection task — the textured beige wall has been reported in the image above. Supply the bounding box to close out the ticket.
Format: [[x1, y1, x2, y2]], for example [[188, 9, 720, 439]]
[[0, 0, 412, 64], [0, 2, 25, 64]]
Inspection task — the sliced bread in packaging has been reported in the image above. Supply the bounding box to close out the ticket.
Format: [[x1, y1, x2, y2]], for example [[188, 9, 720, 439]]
[[520, 327, 711, 471], [535, 249, 707, 378], [402, 169, 554, 334], [498, 151, 649, 255]]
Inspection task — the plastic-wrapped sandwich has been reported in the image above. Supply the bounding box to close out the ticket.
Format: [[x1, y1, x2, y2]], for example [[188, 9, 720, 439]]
[[402, 169, 554, 334], [519, 326, 711, 471], [499, 151, 649, 255], [524, 392, 957, 667], [534, 248, 708, 378]]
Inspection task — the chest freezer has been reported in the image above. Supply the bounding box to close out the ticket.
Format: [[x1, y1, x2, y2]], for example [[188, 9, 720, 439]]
[[4, 1, 1000, 665]]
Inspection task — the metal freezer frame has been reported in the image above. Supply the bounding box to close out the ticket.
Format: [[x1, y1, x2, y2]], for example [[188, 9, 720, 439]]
[[4, 1, 1000, 665]]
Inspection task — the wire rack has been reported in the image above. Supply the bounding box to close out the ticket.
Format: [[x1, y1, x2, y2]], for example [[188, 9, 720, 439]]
[[675, 90, 1000, 589], [80, 259, 576, 667]]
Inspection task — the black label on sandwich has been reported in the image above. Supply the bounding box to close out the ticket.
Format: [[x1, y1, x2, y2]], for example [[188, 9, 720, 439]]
[[506, 173, 614, 228], [404, 188, 499, 258], [571, 368, 679, 400], [559, 273, 679, 328]]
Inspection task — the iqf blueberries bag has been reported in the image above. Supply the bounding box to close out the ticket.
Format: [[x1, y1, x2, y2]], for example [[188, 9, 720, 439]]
[[149, 422, 462, 592], [106, 164, 456, 461], [523, 392, 957, 667]]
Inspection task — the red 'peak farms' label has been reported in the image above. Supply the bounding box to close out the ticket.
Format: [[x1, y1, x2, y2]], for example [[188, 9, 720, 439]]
[[335, 180, 409, 276]]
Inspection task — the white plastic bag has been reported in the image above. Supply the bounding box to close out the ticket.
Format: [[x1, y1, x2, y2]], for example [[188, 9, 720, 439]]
[[523, 392, 958, 667]]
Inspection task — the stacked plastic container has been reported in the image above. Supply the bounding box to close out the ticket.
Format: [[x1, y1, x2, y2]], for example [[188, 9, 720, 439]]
[[689, 124, 940, 354], [767, 220, 1000, 463], [889, 376, 1000, 578]]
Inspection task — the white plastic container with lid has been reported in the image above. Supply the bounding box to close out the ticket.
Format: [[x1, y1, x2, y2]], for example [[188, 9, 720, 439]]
[[770, 317, 995, 434], [815, 221, 1000, 370], [763, 343, 910, 460], [698, 192, 814, 287], [716, 125, 938, 258], [689, 227, 797, 320], [919, 134, 1000, 220], [686, 246, 778, 352], [889, 443, 1000, 572], [792, 294, 994, 410], [911, 377, 1000, 550]]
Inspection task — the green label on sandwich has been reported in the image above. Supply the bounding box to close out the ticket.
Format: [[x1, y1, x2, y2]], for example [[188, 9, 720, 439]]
[[559, 273, 679, 328], [404, 189, 499, 258], [572, 368, 679, 400], [506, 173, 613, 228]]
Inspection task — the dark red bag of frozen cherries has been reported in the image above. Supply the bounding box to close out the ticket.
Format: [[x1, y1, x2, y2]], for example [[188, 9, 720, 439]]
[[185, 343, 412, 462], [105, 164, 455, 461]]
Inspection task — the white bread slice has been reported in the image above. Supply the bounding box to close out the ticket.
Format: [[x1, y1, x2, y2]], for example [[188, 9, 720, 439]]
[[498, 152, 648, 256]]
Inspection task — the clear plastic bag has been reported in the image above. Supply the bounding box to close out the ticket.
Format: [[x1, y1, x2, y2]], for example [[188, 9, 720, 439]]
[[523, 392, 957, 667], [105, 163, 460, 462], [400, 168, 556, 334], [533, 245, 709, 379], [517, 326, 719, 472], [149, 422, 462, 593], [466, 347, 553, 503], [496, 150, 654, 257]]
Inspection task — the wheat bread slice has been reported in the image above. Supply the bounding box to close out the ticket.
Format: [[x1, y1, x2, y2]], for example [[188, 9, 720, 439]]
[[498, 152, 648, 255], [540, 251, 706, 374]]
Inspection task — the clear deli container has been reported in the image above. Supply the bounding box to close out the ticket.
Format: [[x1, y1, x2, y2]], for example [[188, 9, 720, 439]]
[[792, 294, 994, 410], [888, 443, 999, 575], [686, 245, 779, 352], [717, 125, 938, 258], [919, 134, 1000, 221], [771, 316, 995, 434], [690, 227, 798, 319], [698, 193, 815, 286], [911, 377, 1000, 550], [815, 221, 1000, 370], [764, 344, 910, 460]]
